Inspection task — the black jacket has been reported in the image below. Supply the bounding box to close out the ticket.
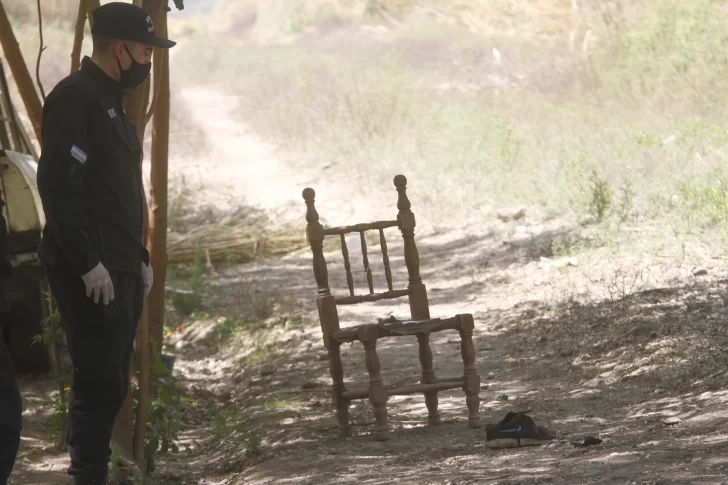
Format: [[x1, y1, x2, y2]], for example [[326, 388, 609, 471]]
[[0, 191, 10, 307], [37, 57, 149, 276]]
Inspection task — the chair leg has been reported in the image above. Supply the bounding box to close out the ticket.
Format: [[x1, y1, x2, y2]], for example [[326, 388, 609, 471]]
[[417, 333, 441, 426], [459, 315, 481, 429], [361, 328, 389, 441], [328, 342, 351, 437]]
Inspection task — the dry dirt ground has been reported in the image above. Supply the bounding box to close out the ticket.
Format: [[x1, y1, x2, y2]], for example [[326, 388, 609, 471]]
[[9, 89, 728, 485]]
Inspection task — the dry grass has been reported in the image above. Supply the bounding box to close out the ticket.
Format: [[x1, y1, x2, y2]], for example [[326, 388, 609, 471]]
[[169, 0, 728, 235], [214, 0, 611, 46]]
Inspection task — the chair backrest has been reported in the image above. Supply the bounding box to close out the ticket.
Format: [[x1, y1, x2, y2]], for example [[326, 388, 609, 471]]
[[302, 175, 431, 336]]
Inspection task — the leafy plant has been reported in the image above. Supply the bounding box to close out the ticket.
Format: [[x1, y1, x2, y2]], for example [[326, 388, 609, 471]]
[[244, 431, 262, 458], [133, 347, 182, 474], [588, 168, 613, 222], [33, 297, 71, 449], [166, 0, 185, 12]]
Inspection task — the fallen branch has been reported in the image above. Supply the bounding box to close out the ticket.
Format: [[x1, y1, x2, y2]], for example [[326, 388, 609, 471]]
[[166, 226, 306, 264]]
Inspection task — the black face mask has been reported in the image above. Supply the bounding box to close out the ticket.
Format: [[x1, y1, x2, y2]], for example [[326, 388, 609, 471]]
[[116, 44, 151, 89]]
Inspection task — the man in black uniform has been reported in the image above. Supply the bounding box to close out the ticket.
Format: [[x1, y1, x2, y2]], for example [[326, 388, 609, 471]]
[[0, 190, 22, 484], [36, 3, 175, 484]]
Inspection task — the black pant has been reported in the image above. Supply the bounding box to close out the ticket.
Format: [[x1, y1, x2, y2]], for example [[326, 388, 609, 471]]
[[47, 269, 143, 482], [0, 338, 21, 485]]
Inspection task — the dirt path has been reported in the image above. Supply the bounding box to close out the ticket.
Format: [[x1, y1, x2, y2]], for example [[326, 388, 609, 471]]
[[158, 218, 728, 485]]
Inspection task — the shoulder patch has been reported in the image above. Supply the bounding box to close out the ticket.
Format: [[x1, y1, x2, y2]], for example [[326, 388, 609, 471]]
[[108, 108, 117, 118], [70, 145, 87, 164]]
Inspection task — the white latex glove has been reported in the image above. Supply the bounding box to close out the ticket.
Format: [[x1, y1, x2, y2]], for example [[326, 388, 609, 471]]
[[81, 262, 114, 305], [142, 262, 153, 295]]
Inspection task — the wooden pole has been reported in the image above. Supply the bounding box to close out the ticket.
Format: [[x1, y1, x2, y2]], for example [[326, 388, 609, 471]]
[[0, 0, 43, 142], [116, 0, 165, 471], [146, 3, 170, 360], [111, 0, 153, 470]]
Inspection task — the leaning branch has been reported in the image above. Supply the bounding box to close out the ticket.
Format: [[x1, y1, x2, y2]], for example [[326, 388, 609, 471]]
[[36, 0, 47, 100], [70, 0, 86, 74], [0, 0, 44, 141]]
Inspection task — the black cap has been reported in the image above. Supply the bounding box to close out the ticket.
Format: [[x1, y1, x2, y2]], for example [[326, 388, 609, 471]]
[[91, 2, 176, 49]]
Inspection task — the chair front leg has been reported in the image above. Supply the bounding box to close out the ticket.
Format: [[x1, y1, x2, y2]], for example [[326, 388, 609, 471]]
[[417, 332, 441, 426], [328, 340, 351, 437], [360, 326, 389, 441], [459, 314, 481, 428]]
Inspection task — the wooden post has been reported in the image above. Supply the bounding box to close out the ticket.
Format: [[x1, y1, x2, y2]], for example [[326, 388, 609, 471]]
[[110, 0, 154, 469], [395, 175, 440, 426], [146, 0, 170, 360], [303, 188, 351, 437], [0, 0, 43, 142]]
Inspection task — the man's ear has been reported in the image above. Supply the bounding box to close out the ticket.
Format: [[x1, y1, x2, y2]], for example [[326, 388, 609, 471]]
[[112, 40, 125, 59]]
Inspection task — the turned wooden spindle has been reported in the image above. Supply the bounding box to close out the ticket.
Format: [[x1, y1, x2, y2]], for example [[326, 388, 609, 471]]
[[360, 232, 374, 294], [340, 234, 355, 297], [303, 188, 331, 298], [304, 188, 351, 437], [379, 228, 393, 292], [359, 326, 389, 441], [459, 314, 481, 428], [394, 175, 422, 287]]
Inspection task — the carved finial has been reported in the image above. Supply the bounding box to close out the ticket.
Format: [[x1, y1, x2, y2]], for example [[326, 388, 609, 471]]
[[303, 188, 319, 224], [394, 175, 410, 212]]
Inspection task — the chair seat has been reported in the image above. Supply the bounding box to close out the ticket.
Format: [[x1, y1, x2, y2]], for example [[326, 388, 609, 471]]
[[332, 314, 466, 343]]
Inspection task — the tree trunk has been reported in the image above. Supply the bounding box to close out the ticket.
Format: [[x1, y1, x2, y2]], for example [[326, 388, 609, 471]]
[[147, 5, 170, 361], [112, 0, 153, 468], [0, 0, 43, 142], [71, 0, 101, 74], [114, 0, 165, 471]]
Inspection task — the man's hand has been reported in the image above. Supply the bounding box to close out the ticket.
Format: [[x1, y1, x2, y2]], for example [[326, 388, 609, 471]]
[[81, 262, 114, 304], [142, 262, 153, 295]]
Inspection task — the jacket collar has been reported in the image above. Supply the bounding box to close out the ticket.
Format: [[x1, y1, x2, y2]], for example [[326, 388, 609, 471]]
[[80, 56, 126, 99]]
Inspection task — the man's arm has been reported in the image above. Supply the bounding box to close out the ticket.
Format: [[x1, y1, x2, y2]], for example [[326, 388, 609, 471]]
[[0, 192, 11, 308], [36, 87, 101, 276]]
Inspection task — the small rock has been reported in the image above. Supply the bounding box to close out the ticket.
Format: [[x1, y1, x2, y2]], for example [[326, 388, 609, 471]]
[[692, 267, 708, 276], [260, 365, 276, 376], [663, 417, 681, 426], [572, 436, 602, 447], [497, 206, 526, 222]]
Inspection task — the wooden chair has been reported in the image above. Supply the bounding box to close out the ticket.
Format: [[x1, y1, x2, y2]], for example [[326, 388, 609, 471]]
[[302, 175, 481, 441]]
